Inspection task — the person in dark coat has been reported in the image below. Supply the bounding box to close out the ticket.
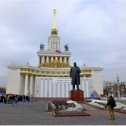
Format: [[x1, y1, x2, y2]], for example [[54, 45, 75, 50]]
[[70, 62, 81, 90], [107, 95, 116, 120]]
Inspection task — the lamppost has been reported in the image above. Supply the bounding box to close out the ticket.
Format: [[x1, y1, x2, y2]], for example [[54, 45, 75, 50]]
[[105, 81, 108, 97], [117, 74, 120, 98]]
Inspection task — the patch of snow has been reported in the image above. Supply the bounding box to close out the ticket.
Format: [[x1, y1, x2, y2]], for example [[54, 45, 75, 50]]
[[88, 99, 126, 110]]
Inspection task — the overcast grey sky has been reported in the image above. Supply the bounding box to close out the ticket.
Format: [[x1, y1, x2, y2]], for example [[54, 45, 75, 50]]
[[0, 0, 126, 87]]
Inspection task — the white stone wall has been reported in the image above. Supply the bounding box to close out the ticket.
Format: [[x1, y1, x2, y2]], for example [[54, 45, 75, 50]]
[[48, 35, 60, 51], [6, 67, 103, 98], [91, 71, 103, 96], [80, 78, 94, 97], [20, 75, 25, 95], [6, 69, 21, 95], [35, 77, 94, 98]]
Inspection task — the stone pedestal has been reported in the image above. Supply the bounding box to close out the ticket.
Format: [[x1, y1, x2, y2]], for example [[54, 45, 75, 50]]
[[69, 90, 84, 102]]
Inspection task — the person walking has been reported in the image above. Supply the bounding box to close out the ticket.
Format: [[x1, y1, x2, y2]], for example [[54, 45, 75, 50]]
[[107, 95, 116, 120], [11, 95, 16, 106]]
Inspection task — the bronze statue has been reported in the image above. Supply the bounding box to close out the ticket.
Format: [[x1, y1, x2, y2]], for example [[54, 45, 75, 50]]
[[70, 62, 81, 90], [64, 44, 69, 51], [40, 43, 45, 50]]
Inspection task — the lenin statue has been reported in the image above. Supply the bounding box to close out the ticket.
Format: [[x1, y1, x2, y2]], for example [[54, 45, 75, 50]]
[[70, 62, 81, 90]]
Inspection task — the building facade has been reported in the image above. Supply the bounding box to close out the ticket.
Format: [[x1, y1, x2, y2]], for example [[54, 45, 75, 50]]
[[6, 10, 103, 98], [104, 81, 126, 97]]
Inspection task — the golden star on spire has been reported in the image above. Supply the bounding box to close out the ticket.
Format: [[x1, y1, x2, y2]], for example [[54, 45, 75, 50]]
[[51, 9, 58, 35], [53, 9, 56, 16]]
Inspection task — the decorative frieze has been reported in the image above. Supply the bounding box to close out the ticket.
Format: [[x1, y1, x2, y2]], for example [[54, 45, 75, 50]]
[[20, 66, 92, 78]]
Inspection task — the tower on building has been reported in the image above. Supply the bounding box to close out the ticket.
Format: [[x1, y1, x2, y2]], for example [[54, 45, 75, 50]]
[[37, 9, 71, 68]]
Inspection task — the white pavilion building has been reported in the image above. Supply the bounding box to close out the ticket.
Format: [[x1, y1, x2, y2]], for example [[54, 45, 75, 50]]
[[6, 10, 103, 98]]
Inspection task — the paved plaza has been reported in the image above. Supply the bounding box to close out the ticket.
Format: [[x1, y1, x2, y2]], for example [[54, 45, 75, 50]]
[[0, 99, 126, 125]]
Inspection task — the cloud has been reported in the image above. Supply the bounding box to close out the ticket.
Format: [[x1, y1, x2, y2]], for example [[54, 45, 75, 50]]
[[0, 0, 126, 87]]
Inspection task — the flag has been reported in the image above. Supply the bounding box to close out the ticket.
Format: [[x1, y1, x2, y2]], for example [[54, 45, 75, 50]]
[[55, 49, 61, 54]]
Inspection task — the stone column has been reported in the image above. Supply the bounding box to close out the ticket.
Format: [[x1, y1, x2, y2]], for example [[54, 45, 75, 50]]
[[60, 57, 62, 63], [24, 74, 29, 96], [47, 56, 49, 63], [43, 56, 45, 64], [64, 57, 67, 64], [67, 57, 69, 64], [41, 56, 43, 65], [40, 56, 43, 65], [39, 56, 41, 66], [48, 41, 51, 50], [30, 75, 33, 96], [55, 56, 58, 61], [32, 76, 36, 97], [51, 56, 53, 61], [58, 42, 60, 50]]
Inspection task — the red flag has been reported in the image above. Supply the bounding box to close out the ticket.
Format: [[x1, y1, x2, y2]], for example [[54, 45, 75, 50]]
[[56, 49, 61, 54]]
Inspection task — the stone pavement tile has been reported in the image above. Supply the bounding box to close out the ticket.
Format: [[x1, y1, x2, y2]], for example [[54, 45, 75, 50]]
[[0, 100, 126, 125]]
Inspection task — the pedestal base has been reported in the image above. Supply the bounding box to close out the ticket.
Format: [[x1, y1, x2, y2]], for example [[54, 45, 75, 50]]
[[69, 90, 84, 102], [53, 110, 90, 117]]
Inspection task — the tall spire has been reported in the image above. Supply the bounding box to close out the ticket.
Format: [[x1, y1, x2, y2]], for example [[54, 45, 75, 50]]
[[53, 9, 56, 29], [51, 9, 58, 35]]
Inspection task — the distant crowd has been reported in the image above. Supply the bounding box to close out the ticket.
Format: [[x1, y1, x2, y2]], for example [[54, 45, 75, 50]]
[[0, 94, 33, 106]]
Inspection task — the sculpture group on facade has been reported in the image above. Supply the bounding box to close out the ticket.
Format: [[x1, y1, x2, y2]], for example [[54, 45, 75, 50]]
[[41, 60, 70, 68]]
